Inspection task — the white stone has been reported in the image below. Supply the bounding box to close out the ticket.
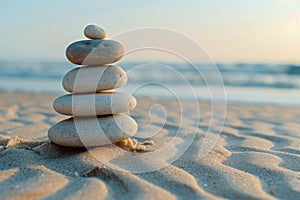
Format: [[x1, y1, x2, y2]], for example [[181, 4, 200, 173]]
[[66, 40, 124, 65], [62, 65, 127, 93], [53, 92, 137, 116], [48, 113, 137, 147], [84, 24, 107, 39]]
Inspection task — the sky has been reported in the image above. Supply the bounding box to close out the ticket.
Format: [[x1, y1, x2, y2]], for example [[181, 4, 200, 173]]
[[0, 0, 299, 63]]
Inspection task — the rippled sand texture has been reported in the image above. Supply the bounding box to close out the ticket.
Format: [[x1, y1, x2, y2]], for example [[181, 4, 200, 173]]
[[0, 93, 300, 199]]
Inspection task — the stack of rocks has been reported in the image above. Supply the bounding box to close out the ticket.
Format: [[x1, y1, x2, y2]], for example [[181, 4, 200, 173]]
[[48, 24, 137, 148]]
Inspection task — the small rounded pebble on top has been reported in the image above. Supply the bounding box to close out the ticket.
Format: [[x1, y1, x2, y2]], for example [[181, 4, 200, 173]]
[[84, 24, 107, 39]]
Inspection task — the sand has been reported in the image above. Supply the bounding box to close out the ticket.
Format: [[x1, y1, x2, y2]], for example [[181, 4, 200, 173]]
[[0, 92, 300, 199]]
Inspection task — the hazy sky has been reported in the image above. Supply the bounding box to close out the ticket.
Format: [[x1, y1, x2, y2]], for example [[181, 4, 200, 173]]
[[0, 0, 299, 63]]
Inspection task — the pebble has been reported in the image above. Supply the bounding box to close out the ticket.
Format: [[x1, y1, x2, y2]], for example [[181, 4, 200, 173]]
[[84, 24, 107, 39], [66, 40, 124, 65], [62, 65, 127, 93], [53, 92, 137, 116], [48, 113, 137, 147]]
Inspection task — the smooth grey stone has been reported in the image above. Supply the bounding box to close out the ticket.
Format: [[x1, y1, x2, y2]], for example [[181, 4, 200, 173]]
[[62, 65, 127, 93], [84, 24, 107, 39], [48, 113, 137, 147], [53, 92, 137, 116], [66, 40, 124, 65]]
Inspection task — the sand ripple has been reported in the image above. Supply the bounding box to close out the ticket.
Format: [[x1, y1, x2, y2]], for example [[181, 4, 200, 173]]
[[0, 93, 300, 199]]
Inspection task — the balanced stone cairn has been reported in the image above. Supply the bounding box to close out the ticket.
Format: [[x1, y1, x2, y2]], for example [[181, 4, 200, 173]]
[[48, 24, 139, 148]]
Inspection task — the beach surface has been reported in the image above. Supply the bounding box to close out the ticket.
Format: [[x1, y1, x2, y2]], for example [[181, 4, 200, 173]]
[[0, 92, 300, 199]]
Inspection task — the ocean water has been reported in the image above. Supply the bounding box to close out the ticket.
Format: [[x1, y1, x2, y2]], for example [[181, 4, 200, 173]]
[[0, 61, 299, 106]]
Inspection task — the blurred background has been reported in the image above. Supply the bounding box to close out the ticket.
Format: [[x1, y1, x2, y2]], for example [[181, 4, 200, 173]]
[[0, 0, 299, 106]]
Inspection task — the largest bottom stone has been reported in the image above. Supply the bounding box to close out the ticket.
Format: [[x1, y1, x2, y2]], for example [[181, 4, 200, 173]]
[[48, 113, 137, 147]]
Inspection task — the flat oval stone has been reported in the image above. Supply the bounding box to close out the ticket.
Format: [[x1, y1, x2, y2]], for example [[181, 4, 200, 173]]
[[62, 65, 127, 93], [48, 113, 137, 147], [84, 24, 107, 39], [66, 40, 124, 65], [53, 92, 137, 116]]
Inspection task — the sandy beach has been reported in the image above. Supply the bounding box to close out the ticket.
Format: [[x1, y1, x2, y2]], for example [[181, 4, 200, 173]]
[[0, 92, 300, 199]]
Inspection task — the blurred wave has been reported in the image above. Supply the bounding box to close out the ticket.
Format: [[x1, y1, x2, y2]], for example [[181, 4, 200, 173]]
[[0, 61, 299, 106], [1, 61, 299, 89]]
